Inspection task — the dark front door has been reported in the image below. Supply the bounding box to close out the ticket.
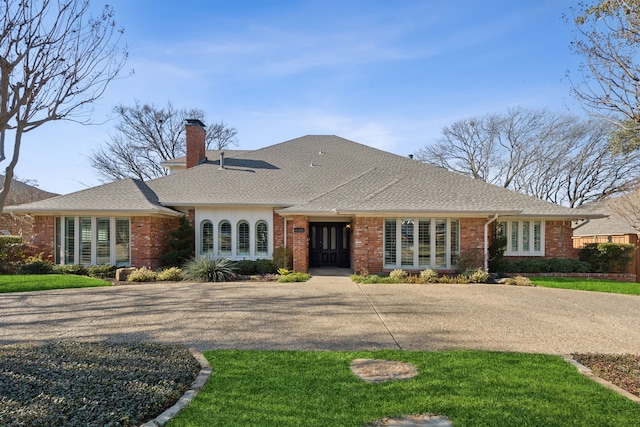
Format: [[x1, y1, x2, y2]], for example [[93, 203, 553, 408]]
[[309, 223, 350, 268]]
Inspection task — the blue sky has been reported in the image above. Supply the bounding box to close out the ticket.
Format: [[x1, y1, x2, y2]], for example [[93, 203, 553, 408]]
[[13, 0, 584, 194]]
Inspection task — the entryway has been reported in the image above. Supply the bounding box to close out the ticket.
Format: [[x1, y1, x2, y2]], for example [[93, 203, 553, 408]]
[[309, 222, 350, 268]]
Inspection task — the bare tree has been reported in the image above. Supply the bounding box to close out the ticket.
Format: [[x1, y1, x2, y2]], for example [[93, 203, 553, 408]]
[[415, 108, 640, 207], [0, 0, 127, 212], [90, 101, 239, 181], [568, 0, 640, 151]]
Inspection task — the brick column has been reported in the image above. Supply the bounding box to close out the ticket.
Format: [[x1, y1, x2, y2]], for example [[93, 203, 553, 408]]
[[352, 217, 383, 274], [291, 215, 309, 272]]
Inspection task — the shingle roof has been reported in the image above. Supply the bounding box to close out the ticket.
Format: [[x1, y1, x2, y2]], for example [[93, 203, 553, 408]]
[[574, 199, 638, 236], [6, 135, 595, 219], [5, 178, 181, 216]]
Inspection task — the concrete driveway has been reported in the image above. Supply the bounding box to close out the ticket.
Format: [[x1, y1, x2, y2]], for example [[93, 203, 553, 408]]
[[1, 274, 639, 354]]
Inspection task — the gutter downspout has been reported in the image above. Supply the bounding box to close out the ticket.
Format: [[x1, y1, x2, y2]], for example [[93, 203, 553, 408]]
[[484, 214, 499, 272]]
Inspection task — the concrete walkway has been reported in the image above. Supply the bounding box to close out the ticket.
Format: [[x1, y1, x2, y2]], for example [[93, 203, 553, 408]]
[[1, 275, 639, 354]]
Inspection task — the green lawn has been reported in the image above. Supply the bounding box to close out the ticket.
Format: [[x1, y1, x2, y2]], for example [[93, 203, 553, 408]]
[[0, 274, 111, 293], [530, 276, 640, 295], [168, 350, 640, 427]]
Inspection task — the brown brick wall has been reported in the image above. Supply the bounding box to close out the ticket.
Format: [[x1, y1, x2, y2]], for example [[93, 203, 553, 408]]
[[544, 220, 578, 259], [291, 215, 308, 272], [273, 211, 285, 249], [459, 218, 486, 264], [352, 217, 384, 274], [130, 216, 181, 269], [30, 216, 55, 263]]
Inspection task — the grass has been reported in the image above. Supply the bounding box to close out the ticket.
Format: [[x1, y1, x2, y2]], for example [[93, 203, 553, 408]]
[[168, 350, 640, 427], [530, 276, 640, 295], [0, 274, 111, 293]]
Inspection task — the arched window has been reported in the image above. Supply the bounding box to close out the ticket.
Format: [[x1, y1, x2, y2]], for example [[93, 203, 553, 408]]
[[219, 220, 231, 255], [255, 221, 268, 255], [237, 220, 250, 255], [201, 220, 214, 255]]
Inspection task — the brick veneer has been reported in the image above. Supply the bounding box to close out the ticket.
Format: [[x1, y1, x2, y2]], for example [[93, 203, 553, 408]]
[[30, 216, 55, 262], [130, 216, 180, 269], [352, 217, 384, 274], [291, 215, 308, 272], [543, 220, 578, 259]]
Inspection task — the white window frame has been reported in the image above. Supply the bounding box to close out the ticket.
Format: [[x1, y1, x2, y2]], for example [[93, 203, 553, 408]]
[[500, 220, 545, 257], [55, 216, 130, 266], [384, 217, 459, 269]]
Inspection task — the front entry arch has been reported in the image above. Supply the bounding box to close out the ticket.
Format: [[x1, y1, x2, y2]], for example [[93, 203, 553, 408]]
[[309, 222, 350, 268]]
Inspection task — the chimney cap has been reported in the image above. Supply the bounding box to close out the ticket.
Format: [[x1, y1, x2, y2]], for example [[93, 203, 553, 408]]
[[186, 119, 206, 127]]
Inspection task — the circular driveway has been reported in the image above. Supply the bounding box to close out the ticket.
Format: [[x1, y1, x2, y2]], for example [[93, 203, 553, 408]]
[[1, 276, 639, 354]]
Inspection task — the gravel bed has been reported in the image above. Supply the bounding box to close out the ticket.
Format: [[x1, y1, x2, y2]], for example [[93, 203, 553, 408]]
[[0, 342, 200, 427], [573, 353, 640, 398]]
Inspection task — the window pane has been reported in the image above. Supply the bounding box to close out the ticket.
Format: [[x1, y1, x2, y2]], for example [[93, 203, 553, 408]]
[[450, 219, 459, 265], [80, 217, 92, 265], [201, 221, 214, 255], [219, 221, 231, 254], [322, 227, 328, 250], [238, 221, 250, 255], [534, 221, 542, 252], [115, 219, 130, 265], [418, 220, 430, 267], [522, 221, 530, 252], [256, 221, 268, 254], [330, 226, 337, 250], [511, 222, 519, 252], [96, 217, 110, 265], [435, 219, 446, 268], [384, 219, 396, 265], [64, 217, 75, 264], [401, 219, 414, 266], [342, 226, 348, 250], [311, 226, 316, 250]]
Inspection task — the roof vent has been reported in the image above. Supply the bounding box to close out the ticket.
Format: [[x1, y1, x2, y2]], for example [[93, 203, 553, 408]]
[[408, 154, 414, 159], [219, 151, 225, 170]]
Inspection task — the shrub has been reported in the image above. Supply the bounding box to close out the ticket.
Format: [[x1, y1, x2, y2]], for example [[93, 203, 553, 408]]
[[389, 269, 408, 282], [127, 266, 158, 282], [157, 266, 184, 281], [86, 264, 117, 279], [52, 264, 88, 276], [272, 247, 293, 270], [18, 254, 54, 274], [277, 272, 311, 282], [419, 268, 438, 283], [183, 256, 235, 282], [499, 276, 534, 286], [579, 243, 635, 273], [0, 236, 22, 263], [163, 216, 195, 267], [277, 268, 291, 276], [495, 258, 590, 274], [437, 274, 469, 284], [233, 259, 256, 275], [463, 267, 489, 283], [255, 258, 276, 275]]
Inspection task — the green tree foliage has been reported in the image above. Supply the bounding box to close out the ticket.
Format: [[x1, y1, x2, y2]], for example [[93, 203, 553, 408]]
[[163, 216, 195, 267]]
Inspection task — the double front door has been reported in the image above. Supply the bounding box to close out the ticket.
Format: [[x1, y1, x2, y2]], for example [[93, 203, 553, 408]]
[[309, 222, 350, 268]]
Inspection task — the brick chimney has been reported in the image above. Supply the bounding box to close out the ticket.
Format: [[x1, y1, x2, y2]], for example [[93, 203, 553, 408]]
[[186, 119, 206, 168]]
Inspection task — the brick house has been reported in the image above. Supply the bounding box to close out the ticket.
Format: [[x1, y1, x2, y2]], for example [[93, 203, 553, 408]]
[[6, 120, 598, 274]]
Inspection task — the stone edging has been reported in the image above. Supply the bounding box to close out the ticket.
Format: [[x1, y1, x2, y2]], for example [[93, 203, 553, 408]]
[[563, 355, 640, 405], [140, 348, 213, 427]]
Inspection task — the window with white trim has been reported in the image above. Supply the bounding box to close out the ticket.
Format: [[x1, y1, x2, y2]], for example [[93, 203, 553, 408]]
[[237, 220, 250, 255], [498, 220, 544, 256], [54, 217, 130, 266], [384, 218, 459, 269], [219, 220, 232, 255], [255, 221, 268, 255], [201, 220, 214, 255]]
